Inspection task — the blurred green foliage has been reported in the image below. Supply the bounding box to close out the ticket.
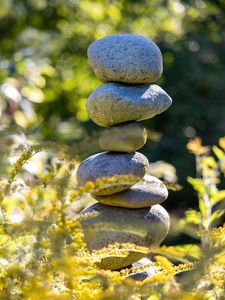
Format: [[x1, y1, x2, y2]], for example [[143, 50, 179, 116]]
[[0, 0, 225, 208]]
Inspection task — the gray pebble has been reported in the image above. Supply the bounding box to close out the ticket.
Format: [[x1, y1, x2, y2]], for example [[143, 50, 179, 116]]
[[80, 203, 170, 270], [76, 151, 149, 195], [127, 258, 156, 281], [92, 175, 168, 208], [99, 122, 147, 153], [88, 34, 163, 84], [86, 83, 172, 127]]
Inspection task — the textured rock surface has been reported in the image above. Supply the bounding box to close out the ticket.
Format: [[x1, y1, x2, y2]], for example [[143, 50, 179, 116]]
[[92, 175, 168, 208], [76, 151, 149, 195], [99, 122, 147, 153], [80, 203, 170, 270], [88, 34, 163, 84], [127, 258, 156, 281], [87, 83, 172, 127]]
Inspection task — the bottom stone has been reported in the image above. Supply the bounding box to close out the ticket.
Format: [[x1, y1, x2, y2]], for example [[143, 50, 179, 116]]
[[127, 258, 156, 281], [80, 203, 170, 270]]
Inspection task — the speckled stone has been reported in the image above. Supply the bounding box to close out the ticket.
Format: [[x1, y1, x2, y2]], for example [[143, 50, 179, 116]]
[[127, 258, 156, 281], [76, 151, 149, 195], [80, 203, 170, 270], [86, 83, 172, 127], [99, 122, 147, 153], [92, 175, 168, 208], [87, 34, 163, 84]]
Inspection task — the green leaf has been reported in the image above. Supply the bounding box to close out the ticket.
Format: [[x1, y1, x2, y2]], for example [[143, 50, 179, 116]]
[[210, 209, 225, 225], [164, 182, 183, 191], [187, 177, 205, 194], [211, 190, 225, 205], [199, 198, 207, 218], [212, 145, 225, 160], [153, 244, 201, 262], [184, 209, 201, 225]]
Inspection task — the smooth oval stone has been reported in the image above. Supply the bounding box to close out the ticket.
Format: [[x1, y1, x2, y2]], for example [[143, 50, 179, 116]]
[[80, 203, 170, 270], [127, 258, 156, 281], [92, 175, 168, 208], [86, 83, 172, 127], [99, 122, 147, 153], [87, 34, 163, 84], [76, 151, 149, 195]]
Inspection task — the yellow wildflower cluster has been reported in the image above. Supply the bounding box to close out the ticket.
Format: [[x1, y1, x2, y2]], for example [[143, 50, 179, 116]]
[[0, 135, 223, 299]]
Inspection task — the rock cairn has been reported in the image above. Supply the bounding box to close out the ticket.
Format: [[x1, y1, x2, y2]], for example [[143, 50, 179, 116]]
[[76, 34, 172, 274]]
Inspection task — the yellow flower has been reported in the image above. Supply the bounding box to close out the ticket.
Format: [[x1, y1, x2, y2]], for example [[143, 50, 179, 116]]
[[83, 181, 95, 193], [155, 255, 174, 273]]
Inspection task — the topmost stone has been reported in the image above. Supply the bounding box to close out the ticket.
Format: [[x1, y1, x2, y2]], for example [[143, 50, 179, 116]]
[[88, 34, 163, 84]]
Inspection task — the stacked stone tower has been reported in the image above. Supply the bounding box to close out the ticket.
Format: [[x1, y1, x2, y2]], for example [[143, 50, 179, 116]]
[[76, 34, 172, 275]]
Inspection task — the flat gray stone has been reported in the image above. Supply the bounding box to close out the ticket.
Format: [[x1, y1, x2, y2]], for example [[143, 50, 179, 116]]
[[87, 34, 163, 84], [98, 122, 147, 153], [76, 151, 149, 195], [80, 203, 170, 270], [86, 83, 172, 127], [92, 175, 168, 208]]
